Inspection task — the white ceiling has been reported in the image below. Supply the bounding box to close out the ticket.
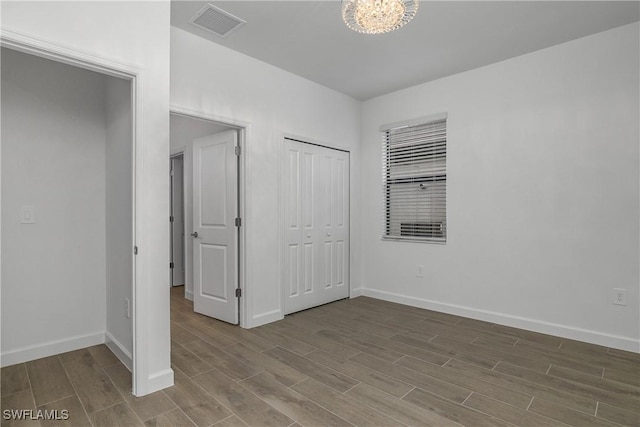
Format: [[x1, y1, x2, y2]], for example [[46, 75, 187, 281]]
[[171, 1, 640, 100]]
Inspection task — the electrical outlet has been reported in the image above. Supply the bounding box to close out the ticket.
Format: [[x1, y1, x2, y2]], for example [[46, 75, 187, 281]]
[[613, 288, 627, 306], [125, 298, 131, 318], [416, 265, 424, 278]]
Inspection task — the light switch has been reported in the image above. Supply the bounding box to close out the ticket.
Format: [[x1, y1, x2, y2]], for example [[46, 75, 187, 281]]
[[21, 206, 35, 224]]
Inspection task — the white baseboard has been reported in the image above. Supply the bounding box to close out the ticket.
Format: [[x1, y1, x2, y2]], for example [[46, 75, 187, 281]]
[[350, 288, 364, 298], [361, 289, 640, 353], [1, 331, 105, 367], [250, 309, 283, 328], [105, 331, 133, 371], [134, 368, 174, 397], [185, 290, 193, 301]]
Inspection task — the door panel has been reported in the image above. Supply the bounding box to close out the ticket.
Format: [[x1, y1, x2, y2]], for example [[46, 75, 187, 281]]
[[200, 244, 227, 299], [289, 244, 299, 297], [193, 130, 238, 324], [337, 240, 345, 286], [199, 143, 227, 226], [303, 152, 314, 228], [284, 139, 349, 314], [288, 150, 299, 229], [304, 243, 313, 293], [324, 242, 332, 289], [335, 157, 346, 226]]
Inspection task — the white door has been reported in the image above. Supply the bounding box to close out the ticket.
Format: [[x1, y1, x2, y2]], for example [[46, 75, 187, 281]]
[[284, 139, 349, 314], [192, 130, 238, 324], [170, 156, 185, 286]]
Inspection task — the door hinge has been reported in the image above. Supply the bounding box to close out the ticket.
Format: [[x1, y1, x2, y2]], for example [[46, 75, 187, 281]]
[[170, 169, 174, 176], [235, 217, 242, 227], [134, 246, 138, 255], [170, 262, 174, 269], [170, 215, 174, 223], [235, 145, 241, 156], [235, 288, 242, 298]]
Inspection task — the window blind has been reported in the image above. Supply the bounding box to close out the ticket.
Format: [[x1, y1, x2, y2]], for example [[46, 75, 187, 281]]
[[382, 117, 447, 243]]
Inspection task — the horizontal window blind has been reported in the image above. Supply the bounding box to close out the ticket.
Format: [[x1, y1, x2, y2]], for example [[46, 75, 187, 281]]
[[382, 117, 447, 243]]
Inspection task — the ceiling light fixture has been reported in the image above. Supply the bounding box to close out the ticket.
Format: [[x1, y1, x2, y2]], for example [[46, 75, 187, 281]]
[[342, 0, 418, 34]]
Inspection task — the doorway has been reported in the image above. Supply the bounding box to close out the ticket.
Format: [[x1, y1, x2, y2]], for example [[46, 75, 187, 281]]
[[169, 112, 244, 325], [170, 154, 185, 287], [282, 137, 350, 314], [1, 47, 135, 375]]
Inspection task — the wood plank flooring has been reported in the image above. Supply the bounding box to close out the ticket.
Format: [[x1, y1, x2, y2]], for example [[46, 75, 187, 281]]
[[2, 286, 638, 426]]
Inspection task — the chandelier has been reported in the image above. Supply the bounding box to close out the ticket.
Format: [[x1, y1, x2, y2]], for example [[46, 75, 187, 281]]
[[342, 0, 419, 34]]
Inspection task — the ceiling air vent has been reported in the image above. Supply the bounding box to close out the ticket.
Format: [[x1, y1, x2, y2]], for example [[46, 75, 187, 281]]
[[190, 4, 246, 38]]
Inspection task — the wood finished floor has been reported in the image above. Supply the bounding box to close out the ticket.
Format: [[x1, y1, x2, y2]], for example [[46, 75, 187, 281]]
[[2, 286, 639, 427]]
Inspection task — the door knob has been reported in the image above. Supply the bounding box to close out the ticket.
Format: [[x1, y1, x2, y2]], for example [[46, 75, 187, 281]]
[[327, 232, 331, 236], [307, 234, 311, 238], [191, 232, 199, 238]]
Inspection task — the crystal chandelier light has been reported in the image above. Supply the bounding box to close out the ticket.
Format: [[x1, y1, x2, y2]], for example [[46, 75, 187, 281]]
[[342, 0, 419, 34]]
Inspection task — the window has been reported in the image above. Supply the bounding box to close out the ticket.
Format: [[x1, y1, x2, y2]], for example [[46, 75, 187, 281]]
[[382, 114, 447, 243]]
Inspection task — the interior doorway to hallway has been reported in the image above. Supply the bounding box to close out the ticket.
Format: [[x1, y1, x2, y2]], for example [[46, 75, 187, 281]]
[[169, 111, 245, 326], [170, 154, 185, 287]]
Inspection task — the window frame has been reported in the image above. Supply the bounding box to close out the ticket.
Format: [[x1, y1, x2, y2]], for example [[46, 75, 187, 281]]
[[380, 113, 448, 244]]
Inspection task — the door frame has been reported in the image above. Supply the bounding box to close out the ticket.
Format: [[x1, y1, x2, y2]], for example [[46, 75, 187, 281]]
[[279, 134, 351, 316], [0, 29, 145, 393], [169, 106, 249, 327], [170, 153, 185, 287]]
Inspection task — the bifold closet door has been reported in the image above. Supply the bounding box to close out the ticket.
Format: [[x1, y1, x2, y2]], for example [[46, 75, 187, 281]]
[[284, 139, 349, 315]]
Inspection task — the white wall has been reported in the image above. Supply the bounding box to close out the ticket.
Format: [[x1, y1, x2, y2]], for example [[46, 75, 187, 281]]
[[1, 1, 172, 395], [171, 27, 361, 327], [1, 48, 108, 363], [360, 23, 640, 351], [105, 77, 133, 368]]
